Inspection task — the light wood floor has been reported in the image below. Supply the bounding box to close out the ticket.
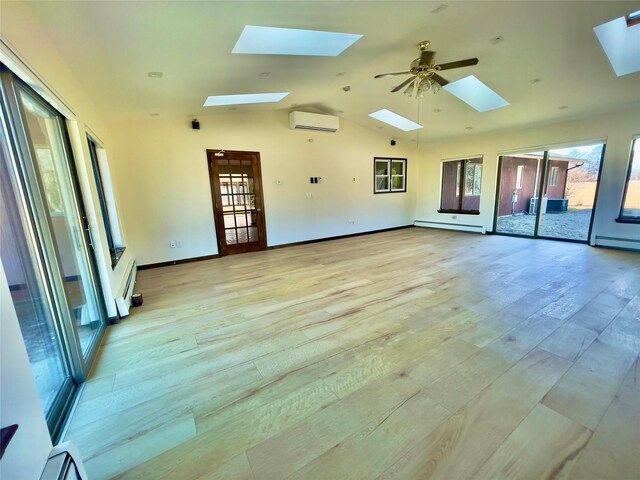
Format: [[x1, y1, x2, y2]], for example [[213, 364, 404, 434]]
[[63, 228, 640, 479]]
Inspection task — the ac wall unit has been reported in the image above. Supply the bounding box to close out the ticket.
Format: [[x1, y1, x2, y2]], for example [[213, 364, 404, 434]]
[[289, 111, 339, 133]]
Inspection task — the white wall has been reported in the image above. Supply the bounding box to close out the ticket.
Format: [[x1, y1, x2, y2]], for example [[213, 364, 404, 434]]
[[0, 263, 52, 480], [109, 111, 416, 265], [1, 1, 133, 316], [415, 106, 640, 249]]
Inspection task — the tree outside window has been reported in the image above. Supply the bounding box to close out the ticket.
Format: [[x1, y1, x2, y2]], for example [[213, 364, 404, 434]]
[[439, 157, 483, 214]]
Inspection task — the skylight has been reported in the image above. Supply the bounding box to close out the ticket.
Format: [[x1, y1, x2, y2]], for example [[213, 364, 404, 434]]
[[203, 92, 289, 107], [443, 76, 509, 112], [594, 15, 640, 76], [368, 109, 423, 131], [232, 26, 362, 56]]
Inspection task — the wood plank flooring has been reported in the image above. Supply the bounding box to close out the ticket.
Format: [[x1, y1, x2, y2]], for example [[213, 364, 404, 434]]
[[62, 228, 640, 479]]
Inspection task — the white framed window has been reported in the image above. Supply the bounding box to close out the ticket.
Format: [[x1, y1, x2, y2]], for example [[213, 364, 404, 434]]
[[516, 165, 524, 189], [549, 166, 559, 187], [374, 157, 406, 193], [87, 137, 125, 268]]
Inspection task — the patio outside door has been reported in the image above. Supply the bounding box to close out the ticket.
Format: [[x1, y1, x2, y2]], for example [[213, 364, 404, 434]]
[[206, 150, 267, 255], [494, 142, 605, 243]]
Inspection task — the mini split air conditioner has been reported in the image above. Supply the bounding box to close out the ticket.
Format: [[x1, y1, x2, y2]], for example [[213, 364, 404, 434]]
[[289, 111, 339, 133]]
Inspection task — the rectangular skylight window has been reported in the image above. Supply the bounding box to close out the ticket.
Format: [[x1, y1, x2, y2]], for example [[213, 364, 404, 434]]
[[232, 26, 362, 56], [203, 92, 289, 107], [443, 75, 509, 112], [368, 109, 423, 131], [594, 16, 640, 76]]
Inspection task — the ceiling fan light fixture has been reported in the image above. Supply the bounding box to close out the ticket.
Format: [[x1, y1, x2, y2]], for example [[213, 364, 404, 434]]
[[403, 82, 415, 97], [416, 80, 429, 98]]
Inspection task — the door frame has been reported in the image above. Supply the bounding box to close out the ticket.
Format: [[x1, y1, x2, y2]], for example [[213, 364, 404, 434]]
[[206, 149, 268, 255]]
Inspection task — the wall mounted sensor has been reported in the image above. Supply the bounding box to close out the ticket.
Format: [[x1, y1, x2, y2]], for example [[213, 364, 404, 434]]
[[390, 139, 396, 146], [192, 119, 200, 130]]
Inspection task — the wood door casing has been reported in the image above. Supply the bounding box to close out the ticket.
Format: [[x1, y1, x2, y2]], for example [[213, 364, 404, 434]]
[[206, 150, 267, 255]]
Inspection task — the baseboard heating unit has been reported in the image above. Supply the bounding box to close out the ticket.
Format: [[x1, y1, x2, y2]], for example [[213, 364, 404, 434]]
[[594, 235, 640, 251], [414, 220, 486, 234], [115, 259, 137, 317]]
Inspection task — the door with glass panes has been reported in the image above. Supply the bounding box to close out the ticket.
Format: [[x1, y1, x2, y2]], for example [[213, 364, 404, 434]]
[[207, 150, 267, 255], [0, 64, 106, 439]]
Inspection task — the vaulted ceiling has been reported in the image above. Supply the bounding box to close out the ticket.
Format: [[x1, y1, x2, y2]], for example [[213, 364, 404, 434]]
[[18, 1, 640, 140]]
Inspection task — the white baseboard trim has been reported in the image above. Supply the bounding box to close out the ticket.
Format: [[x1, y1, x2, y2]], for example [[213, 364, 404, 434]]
[[594, 235, 640, 251]]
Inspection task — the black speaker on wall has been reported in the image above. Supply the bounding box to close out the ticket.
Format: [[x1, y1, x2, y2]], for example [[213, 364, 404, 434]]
[[192, 119, 200, 130]]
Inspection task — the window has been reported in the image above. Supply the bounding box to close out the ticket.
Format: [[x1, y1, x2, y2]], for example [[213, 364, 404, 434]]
[[465, 163, 482, 195], [549, 166, 559, 187], [87, 137, 125, 267], [516, 165, 524, 189], [374, 157, 406, 193], [439, 157, 483, 214], [619, 136, 640, 221]]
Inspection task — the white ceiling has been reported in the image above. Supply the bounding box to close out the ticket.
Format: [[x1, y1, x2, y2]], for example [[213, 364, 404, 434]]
[[22, 1, 640, 141]]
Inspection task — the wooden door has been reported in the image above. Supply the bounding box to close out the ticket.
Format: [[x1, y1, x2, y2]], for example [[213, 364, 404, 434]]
[[206, 150, 267, 255]]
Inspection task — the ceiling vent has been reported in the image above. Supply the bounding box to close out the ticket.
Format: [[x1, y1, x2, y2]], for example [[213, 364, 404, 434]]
[[289, 111, 339, 132]]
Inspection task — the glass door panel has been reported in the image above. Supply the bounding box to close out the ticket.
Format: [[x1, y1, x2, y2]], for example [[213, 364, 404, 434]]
[[495, 152, 544, 237], [0, 133, 72, 419], [207, 150, 267, 255], [538, 143, 604, 241], [18, 88, 104, 358], [219, 157, 256, 249]]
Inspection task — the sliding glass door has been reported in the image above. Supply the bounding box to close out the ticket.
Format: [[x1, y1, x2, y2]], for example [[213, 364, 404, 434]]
[[537, 144, 604, 241], [495, 151, 545, 237], [0, 133, 75, 436], [0, 65, 106, 439], [18, 87, 104, 357], [494, 143, 605, 242]]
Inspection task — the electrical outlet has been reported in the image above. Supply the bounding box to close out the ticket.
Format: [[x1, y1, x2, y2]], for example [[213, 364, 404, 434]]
[[176, 240, 182, 248], [348, 220, 355, 225], [169, 240, 176, 248]]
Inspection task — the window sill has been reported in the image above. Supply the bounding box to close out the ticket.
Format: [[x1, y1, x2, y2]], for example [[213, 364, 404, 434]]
[[110, 247, 126, 269], [438, 210, 480, 215], [615, 217, 640, 224]]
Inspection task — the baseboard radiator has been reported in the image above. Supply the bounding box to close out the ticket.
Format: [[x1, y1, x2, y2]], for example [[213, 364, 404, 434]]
[[594, 235, 640, 251], [115, 259, 137, 317], [414, 220, 486, 234]]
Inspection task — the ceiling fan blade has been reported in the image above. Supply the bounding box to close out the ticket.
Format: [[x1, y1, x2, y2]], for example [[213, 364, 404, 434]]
[[420, 50, 435, 66], [431, 73, 449, 86], [436, 58, 479, 71], [391, 76, 416, 93], [374, 71, 412, 79]]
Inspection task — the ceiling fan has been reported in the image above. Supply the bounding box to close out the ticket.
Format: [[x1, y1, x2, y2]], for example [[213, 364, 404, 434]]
[[375, 41, 478, 98]]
